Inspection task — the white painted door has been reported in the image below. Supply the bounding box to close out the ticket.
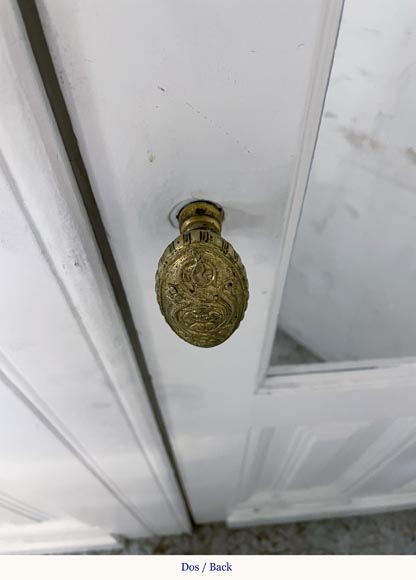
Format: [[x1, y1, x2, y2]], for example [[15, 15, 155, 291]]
[[0, 0, 189, 546], [35, 0, 416, 529]]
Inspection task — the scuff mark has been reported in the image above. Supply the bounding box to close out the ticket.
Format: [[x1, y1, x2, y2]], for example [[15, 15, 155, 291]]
[[311, 204, 337, 235], [184, 101, 253, 155], [344, 203, 360, 219], [364, 27, 381, 36], [332, 74, 352, 84], [405, 146, 416, 165], [340, 126, 383, 152], [324, 111, 337, 120], [357, 67, 372, 78], [375, 111, 395, 121]]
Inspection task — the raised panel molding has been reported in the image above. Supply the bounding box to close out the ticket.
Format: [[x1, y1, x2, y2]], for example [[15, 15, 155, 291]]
[[337, 417, 416, 494], [0, 491, 52, 525], [234, 421, 367, 515], [235, 427, 276, 506], [0, 520, 119, 555], [228, 489, 416, 528], [272, 423, 365, 492], [263, 363, 416, 394], [230, 415, 416, 527]]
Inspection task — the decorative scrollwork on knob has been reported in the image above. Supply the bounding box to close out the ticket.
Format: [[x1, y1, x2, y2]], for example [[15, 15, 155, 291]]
[[155, 201, 249, 347]]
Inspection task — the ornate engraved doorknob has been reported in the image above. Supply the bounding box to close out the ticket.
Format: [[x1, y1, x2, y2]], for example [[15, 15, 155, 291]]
[[155, 201, 249, 347]]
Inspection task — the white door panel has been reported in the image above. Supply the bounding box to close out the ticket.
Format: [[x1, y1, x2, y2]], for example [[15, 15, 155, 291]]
[[37, 0, 344, 523], [0, 496, 49, 527]]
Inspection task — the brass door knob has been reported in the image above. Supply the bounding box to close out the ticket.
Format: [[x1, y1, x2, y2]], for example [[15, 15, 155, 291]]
[[155, 201, 249, 347]]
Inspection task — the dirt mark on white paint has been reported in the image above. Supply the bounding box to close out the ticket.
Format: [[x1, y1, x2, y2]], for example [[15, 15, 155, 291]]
[[405, 146, 416, 165], [344, 203, 360, 219], [340, 127, 383, 152]]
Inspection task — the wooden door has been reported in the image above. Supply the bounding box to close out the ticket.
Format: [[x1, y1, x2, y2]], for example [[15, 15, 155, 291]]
[[33, 0, 416, 530]]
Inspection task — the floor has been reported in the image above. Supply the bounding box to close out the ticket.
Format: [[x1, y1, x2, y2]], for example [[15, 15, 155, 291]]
[[95, 509, 416, 555]]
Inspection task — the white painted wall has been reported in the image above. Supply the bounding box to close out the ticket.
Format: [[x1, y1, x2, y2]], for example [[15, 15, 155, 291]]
[[279, 0, 416, 362]]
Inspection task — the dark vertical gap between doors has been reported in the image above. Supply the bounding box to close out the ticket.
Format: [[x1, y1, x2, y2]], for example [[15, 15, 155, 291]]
[[16, 0, 195, 529]]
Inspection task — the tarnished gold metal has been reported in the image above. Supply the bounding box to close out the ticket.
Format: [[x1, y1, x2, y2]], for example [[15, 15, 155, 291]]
[[155, 201, 249, 347]]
